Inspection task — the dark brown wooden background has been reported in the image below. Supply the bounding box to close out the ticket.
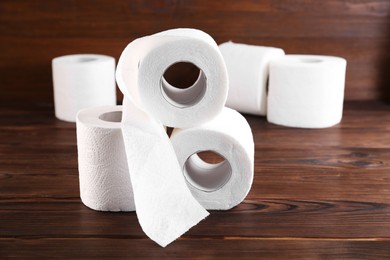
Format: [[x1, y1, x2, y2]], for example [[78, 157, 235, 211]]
[[1, 0, 390, 105], [1, 1, 390, 258]]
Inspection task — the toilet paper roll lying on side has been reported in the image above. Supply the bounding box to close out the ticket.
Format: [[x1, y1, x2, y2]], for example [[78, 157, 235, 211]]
[[117, 28, 228, 128], [52, 54, 116, 122], [76, 105, 135, 212], [219, 42, 285, 116], [170, 107, 254, 210], [267, 55, 347, 128]]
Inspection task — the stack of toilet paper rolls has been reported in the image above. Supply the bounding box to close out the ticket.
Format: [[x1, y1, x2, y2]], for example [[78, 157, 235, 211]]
[[219, 41, 347, 128], [76, 29, 254, 247], [66, 29, 345, 248]]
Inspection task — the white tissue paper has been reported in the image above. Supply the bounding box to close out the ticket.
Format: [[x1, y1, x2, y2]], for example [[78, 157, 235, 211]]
[[170, 107, 254, 210], [116, 28, 230, 247], [121, 97, 208, 247], [219, 41, 285, 116], [267, 55, 347, 128], [52, 54, 116, 122], [118, 29, 229, 128], [76, 105, 135, 212]]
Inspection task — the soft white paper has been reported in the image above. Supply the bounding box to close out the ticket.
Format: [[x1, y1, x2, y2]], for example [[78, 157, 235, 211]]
[[171, 107, 254, 210], [121, 98, 208, 247], [76, 105, 135, 212], [267, 55, 347, 128], [119, 29, 228, 128], [219, 42, 285, 116], [52, 54, 116, 122]]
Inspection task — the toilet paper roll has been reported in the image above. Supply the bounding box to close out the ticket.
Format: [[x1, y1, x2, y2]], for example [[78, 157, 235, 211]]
[[117, 29, 225, 247], [267, 55, 347, 128], [76, 105, 135, 212], [117, 28, 228, 128], [219, 42, 285, 116], [170, 107, 254, 210], [52, 54, 116, 122]]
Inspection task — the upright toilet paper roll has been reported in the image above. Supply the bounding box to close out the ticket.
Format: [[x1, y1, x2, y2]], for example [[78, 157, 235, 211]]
[[76, 105, 135, 212], [116, 28, 231, 247], [219, 42, 285, 116], [52, 54, 116, 122], [117, 28, 228, 128], [170, 107, 254, 210], [267, 55, 347, 128]]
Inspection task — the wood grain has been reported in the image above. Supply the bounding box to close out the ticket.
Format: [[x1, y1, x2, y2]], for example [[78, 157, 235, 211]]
[[1, 238, 390, 259], [1, 198, 390, 239], [1, 101, 390, 257], [1, 0, 390, 104], [1, 1, 390, 256]]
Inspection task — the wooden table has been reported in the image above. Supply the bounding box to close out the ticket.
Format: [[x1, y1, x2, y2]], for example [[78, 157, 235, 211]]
[[1, 101, 390, 258]]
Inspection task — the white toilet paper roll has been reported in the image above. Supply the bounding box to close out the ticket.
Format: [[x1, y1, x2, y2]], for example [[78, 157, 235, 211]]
[[52, 54, 116, 122], [117, 29, 227, 247], [117, 28, 228, 128], [219, 42, 285, 116], [170, 107, 254, 210], [76, 105, 135, 212], [267, 55, 347, 128]]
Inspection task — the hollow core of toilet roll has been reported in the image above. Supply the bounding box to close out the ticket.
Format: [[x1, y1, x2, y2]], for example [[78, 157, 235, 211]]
[[99, 111, 122, 122], [78, 57, 98, 63], [299, 58, 323, 63], [183, 151, 232, 192], [160, 62, 207, 108]]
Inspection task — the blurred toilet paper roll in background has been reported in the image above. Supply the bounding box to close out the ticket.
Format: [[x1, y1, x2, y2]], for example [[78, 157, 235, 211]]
[[52, 54, 116, 122], [219, 42, 285, 116], [117, 28, 228, 128], [267, 55, 347, 128], [76, 105, 135, 212], [170, 107, 254, 210]]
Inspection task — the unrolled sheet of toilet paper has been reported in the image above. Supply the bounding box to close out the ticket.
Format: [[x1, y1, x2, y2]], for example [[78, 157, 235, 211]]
[[121, 97, 209, 247], [52, 54, 116, 122], [267, 55, 347, 128], [76, 105, 135, 212], [170, 107, 254, 210], [219, 42, 285, 116], [115, 28, 230, 247]]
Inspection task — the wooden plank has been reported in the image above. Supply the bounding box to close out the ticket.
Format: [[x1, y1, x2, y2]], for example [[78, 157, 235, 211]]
[[1, 238, 390, 259], [1, 0, 390, 102], [1, 199, 390, 239], [0, 0, 388, 38], [0, 160, 389, 201], [0, 153, 389, 201]]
